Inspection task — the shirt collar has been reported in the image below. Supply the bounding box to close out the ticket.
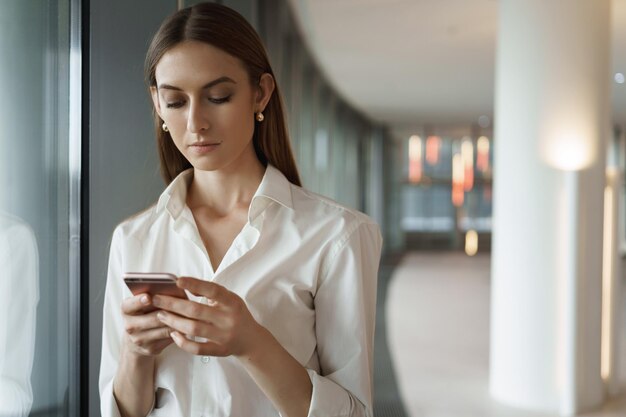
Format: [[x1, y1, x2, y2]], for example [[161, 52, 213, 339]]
[[155, 168, 194, 219], [253, 164, 294, 207], [155, 164, 294, 221]]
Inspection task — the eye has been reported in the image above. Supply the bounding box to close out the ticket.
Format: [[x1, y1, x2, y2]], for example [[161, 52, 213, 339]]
[[209, 96, 231, 104], [166, 101, 185, 109]]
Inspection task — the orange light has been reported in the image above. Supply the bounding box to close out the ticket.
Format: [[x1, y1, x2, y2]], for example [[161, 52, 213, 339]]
[[408, 135, 422, 183], [452, 153, 464, 206], [426, 135, 441, 165], [452, 186, 464, 207], [477, 136, 490, 172], [462, 138, 474, 191]]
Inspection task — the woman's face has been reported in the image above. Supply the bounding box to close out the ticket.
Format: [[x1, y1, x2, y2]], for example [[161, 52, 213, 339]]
[[151, 40, 273, 172]]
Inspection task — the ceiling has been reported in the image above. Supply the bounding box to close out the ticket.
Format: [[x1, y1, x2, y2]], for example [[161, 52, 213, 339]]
[[287, 0, 626, 135]]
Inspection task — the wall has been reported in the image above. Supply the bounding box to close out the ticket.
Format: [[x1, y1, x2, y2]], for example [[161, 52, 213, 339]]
[[88, 1, 176, 415]]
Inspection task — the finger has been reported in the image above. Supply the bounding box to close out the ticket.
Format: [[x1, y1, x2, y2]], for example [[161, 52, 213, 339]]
[[157, 310, 225, 343], [128, 326, 173, 347], [170, 331, 226, 356], [132, 334, 173, 356], [121, 293, 152, 315], [152, 338, 174, 352], [177, 277, 231, 307], [124, 310, 166, 335], [152, 295, 229, 326]]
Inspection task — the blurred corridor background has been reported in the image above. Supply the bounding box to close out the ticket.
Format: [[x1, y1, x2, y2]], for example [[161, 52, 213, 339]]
[[0, 0, 625, 416]]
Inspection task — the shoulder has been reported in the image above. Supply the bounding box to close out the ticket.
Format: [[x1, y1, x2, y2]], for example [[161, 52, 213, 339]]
[[111, 203, 160, 244], [289, 184, 380, 238]]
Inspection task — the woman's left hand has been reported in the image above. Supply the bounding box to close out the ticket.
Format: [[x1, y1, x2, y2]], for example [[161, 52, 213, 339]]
[[152, 276, 262, 358]]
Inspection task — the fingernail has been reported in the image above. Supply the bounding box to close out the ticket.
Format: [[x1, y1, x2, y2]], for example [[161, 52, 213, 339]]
[[171, 331, 181, 343], [141, 295, 149, 305], [157, 312, 165, 321]]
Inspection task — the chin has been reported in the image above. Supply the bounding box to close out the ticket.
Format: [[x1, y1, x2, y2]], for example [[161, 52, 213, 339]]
[[188, 161, 223, 172]]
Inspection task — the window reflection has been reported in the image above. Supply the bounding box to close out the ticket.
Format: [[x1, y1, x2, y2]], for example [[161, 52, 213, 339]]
[[0, 1, 71, 416], [0, 213, 39, 417]]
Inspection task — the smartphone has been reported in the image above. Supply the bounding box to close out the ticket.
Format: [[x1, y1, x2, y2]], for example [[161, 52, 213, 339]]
[[123, 272, 188, 299]]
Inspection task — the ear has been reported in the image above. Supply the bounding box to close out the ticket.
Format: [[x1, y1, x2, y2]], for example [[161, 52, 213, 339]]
[[150, 86, 163, 120], [254, 73, 275, 113]]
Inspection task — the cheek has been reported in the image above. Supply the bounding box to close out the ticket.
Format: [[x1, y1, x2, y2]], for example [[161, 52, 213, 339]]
[[218, 103, 255, 139], [169, 135, 187, 156], [162, 114, 187, 147], [162, 110, 186, 130]]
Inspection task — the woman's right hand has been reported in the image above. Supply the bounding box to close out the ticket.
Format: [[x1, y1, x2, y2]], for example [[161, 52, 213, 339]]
[[114, 294, 169, 417], [121, 293, 173, 356]]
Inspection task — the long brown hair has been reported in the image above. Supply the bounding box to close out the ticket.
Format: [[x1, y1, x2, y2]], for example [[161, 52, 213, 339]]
[[145, 2, 301, 186]]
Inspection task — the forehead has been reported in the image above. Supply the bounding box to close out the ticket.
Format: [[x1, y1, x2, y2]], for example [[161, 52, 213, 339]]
[[155, 40, 248, 86]]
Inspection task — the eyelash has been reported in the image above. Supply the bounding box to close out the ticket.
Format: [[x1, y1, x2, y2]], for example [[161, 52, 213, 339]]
[[165, 96, 231, 109]]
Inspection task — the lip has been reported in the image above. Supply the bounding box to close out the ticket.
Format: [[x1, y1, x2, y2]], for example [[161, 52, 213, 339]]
[[189, 142, 221, 155]]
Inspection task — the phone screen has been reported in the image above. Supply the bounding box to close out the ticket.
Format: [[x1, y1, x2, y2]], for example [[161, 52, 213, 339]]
[[123, 272, 188, 299]]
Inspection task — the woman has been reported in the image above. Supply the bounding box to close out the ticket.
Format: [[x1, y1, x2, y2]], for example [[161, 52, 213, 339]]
[[99, 3, 382, 417]]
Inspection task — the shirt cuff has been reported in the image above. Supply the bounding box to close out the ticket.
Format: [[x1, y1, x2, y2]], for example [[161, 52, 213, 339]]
[[101, 380, 158, 417], [304, 368, 369, 417], [100, 380, 123, 417]]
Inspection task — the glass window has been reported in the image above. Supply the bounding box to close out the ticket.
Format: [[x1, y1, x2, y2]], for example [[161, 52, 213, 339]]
[[401, 133, 494, 250], [0, 1, 72, 416]]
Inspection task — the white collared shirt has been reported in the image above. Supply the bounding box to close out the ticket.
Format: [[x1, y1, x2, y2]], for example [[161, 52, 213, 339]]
[[99, 164, 382, 417]]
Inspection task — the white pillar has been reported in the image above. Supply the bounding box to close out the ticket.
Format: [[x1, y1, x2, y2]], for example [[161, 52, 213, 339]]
[[490, 1, 611, 415]]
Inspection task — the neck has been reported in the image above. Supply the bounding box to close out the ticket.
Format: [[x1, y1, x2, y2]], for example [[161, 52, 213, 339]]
[[187, 151, 266, 216]]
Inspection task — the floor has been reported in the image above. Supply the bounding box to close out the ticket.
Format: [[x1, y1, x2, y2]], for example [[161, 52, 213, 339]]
[[374, 259, 410, 416], [386, 252, 626, 417]]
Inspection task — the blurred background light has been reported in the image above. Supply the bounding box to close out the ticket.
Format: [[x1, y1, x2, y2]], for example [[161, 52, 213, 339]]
[[462, 137, 474, 191], [477, 136, 490, 173], [465, 229, 478, 256], [426, 135, 441, 166], [409, 135, 423, 183], [452, 152, 464, 206]]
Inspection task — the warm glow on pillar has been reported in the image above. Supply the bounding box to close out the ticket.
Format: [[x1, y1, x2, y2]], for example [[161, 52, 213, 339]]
[[465, 230, 478, 256], [426, 135, 441, 165], [452, 153, 464, 206], [408, 135, 422, 183], [601, 179, 616, 382], [542, 130, 595, 171], [476, 136, 490, 172], [462, 137, 474, 191]]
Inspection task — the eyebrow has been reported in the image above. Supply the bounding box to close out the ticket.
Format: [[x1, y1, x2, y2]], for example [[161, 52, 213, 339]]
[[158, 76, 236, 91]]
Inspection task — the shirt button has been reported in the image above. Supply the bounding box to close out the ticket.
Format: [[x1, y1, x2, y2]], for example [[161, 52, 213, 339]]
[[201, 356, 210, 363]]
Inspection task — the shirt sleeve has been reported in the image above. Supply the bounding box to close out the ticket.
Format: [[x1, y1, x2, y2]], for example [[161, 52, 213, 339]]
[[99, 226, 129, 417], [100, 226, 161, 417], [306, 220, 382, 417], [0, 221, 38, 417]]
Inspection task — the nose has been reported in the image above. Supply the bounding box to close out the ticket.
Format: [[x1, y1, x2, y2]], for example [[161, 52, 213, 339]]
[[187, 99, 210, 133]]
